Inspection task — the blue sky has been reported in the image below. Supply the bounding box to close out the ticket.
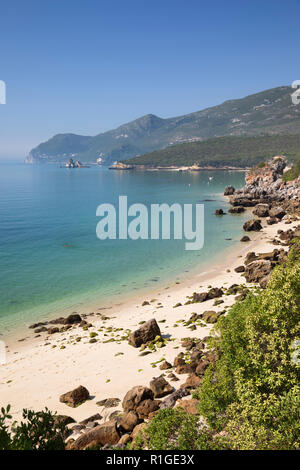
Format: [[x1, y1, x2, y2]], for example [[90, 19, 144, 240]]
[[1, 0, 300, 158]]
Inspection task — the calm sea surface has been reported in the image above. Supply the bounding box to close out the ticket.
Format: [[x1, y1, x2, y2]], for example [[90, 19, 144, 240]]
[[0, 163, 247, 334]]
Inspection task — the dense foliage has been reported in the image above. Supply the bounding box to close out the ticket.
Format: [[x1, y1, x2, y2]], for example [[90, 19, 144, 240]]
[[125, 134, 300, 168], [135, 245, 300, 450], [0, 406, 66, 450]]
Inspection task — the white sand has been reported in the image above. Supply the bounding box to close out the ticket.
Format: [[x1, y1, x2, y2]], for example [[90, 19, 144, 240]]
[[0, 217, 297, 424]]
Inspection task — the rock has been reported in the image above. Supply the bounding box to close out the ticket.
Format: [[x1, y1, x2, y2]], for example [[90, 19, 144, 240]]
[[142, 300, 150, 306], [119, 411, 140, 433], [253, 204, 269, 217], [229, 206, 245, 214], [245, 252, 258, 265], [47, 327, 59, 334], [234, 265, 245, 273], [54, 415, 76, 426], [131, 423, 147, 448], [173, 353, 185, 367], [195, 360, 210, 376], [70, 420, 120, 450], [29, 322, 47, 329], [135, 399, 160, 419], [118, 434, 131, 447], [208, 287, 223, 299], [224, 185, 235, 196], [181, 374, 202, 389], [96, 398, 120, 408], [181, 340, 196, 350], [215, 209, 225, 215], [159, 360, 172, 370], [244, 260, 273, 285], [159, 388, 190, 409], [243, 219, 262, 232], [34, 327, 48, 333], [175, 363, 193, 374], [59, 385, 90, 408], [176, 398, 200, 415], [202, 310, 222, 324], [128, 319, 161, 348], [80, 413, 102, 425], [64, 314, 82, 325], [168, 373, 179, 382], [122, 386, 154, 412], [240, 235, 250, 242], [267, 217, 279, 225], [269, 206, 286, 220], [149, 376, 173, 398]]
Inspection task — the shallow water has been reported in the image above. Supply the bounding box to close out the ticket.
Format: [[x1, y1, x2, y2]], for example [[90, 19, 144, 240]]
[[0, 163, 247, 333]]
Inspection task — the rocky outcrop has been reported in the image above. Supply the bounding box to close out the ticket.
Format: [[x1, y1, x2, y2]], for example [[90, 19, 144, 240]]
[[70, 420, 120, 449], [253, 204, 269, 217], [128, 319, 161, 347], [243, 219, 262, 231], [149, 376, 173, 398], [122, 386, 154, 412], [224, 185, 235, 195], [59, 385, 90, 407], [244, 260, 273, 287], [228, 156, 300, 213]]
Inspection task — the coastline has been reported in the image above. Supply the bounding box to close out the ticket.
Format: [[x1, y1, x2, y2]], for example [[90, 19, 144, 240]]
[[0, 214, 296, 424]]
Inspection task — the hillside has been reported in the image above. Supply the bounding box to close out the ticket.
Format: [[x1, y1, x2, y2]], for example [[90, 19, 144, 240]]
[[26, 86, 300, 165], [123, 134, 300, 168]]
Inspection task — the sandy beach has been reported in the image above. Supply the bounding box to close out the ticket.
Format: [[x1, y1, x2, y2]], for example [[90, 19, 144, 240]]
[[0, 215, 298, 426]]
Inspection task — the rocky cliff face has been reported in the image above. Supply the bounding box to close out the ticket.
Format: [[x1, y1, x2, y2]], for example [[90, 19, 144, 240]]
[[229, 156, 300, 214]]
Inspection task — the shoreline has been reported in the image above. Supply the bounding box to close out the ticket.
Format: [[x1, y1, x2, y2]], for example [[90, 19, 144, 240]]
[[1, 214, 296, 424]]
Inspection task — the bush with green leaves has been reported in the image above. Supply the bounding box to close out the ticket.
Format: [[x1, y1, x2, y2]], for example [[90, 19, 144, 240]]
[[195, 250, 300, 449], [133, 407, 228, 450], [0, 405, 66, 450]]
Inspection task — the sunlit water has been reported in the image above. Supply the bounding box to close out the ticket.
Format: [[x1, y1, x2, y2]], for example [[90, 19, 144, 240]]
[[0, 163, 247, 334]]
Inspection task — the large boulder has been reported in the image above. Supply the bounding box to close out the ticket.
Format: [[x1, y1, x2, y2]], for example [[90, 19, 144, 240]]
[[122, 386, 154, 412], [253, 204, 269, 217], [243, 219, 262, 231], [224, 185, 235, 195], [135, 399, 160, 419], [64, 314, 82, 325], [59, 385, 90, 407], [128, 319, 161, 347], [70, 420, 120, 449], [269, 206, 286, 220], [119, 411, 140, 433], [149, 376, 173, 398], [244, 260, 273, 286]]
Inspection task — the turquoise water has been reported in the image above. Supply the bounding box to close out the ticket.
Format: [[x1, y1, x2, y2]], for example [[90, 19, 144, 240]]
[[0, 164, 247, 334]]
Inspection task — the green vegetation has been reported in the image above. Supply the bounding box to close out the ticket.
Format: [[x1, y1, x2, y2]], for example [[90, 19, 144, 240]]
[[0, 406, 66, 450], [124, 134, 300, 168], [133, 408, 227, 450], [283, 157, 300, 182], [135, 243, 300, 450], [28, 86, 300, 165]]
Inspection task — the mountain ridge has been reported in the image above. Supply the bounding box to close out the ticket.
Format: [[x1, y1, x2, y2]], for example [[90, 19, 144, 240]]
[[26, 85, 300, 165]]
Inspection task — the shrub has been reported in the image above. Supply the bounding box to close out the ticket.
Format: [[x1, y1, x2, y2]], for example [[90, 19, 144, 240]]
[[196, 253, 300, 449], [133, 407, 227, 450], [0, 406, 66, 450]]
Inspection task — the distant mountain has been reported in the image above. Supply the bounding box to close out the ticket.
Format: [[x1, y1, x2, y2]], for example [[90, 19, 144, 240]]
[[26, 86, 300, 165], [123, 134, 300, 168]]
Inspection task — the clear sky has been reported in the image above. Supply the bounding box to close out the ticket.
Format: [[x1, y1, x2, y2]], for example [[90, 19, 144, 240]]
[[1, 0, 300, 158]]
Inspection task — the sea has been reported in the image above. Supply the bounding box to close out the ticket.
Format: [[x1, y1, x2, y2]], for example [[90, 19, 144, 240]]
[[0, 163, 248, 335]]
